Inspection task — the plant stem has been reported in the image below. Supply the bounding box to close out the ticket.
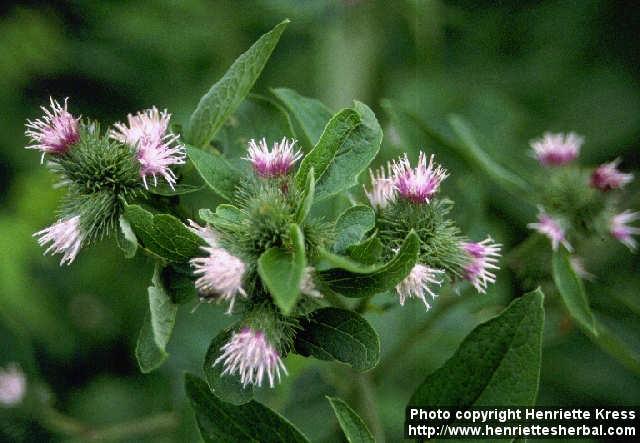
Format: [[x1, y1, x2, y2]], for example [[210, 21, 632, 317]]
[[355, 372, 385, 442], [41, 407, 179, 441]]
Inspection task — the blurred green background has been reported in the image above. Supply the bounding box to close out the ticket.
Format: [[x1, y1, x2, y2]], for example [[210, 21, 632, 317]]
[[1, 1, 639, 442]]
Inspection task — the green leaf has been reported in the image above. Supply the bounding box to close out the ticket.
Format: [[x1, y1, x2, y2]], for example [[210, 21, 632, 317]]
[[409, 289, 545, 406], [588, 318, 640, 375], [272, 87, 332, 148], [295, 167, 315, 223], [333, 205, 375, 253], [346, 232, 383, 265], [184, 20, 289, 147], [147, 183, 203, 196], [216, 94, 297, 158], [319, 230, 419, 298], [327, 397, 374, 443], [552, 248, 597, 336], [185, 373, 309, 443], [257, 224, 306, 314], [294, 307, 380, 371], [116, 215, 137, 259], [200, 204, 248, 232], [135, 266, 178, 373], [447, 114, 530, 194], [124, 205, 203, 262], [296, 102, 382, 201], [187, 146, 241, 200], [160, 263, 197, 304], [203, 328, 254, 405]]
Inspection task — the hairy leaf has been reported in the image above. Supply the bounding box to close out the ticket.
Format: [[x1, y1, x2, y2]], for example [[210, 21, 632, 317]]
[[116, 215, 137, 259], [327, 397, 374, 443], [203, 328, 254, 405], [185, 373, 309, 442], [258, 224, 306, 315], [333, 205, 375, 253], [410, 289, 545, 406], [185, 20, 289, 147], [272, 87, 332, 148], [124, 204, 203, 262], [294, 307, 380, 371], [187, 146, 241, 200], [135, 266, 178, 373], [147, 183, 203, 196], [552, 248, 597, 336], [296, 102, 382, 201], [319, 230, 419, 297], [346, 232, 383, 265], [295, 167, 315, 223]]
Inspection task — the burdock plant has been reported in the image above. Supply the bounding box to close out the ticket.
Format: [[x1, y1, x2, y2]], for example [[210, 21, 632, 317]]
[[24, 20, 558, 442]]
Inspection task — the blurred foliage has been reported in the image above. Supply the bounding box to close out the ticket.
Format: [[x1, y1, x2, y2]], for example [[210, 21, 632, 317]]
[[0, 1, 639, 442]]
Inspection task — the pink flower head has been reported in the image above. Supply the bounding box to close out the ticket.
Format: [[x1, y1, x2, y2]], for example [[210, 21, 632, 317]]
[[25, 97, 80, 161], [189, 222, 246, 314], [214, 327, 287, 388], [610, 210, 640, 251], [364, 165, 396, 209], [245, 137, 302, 177], [395, 264, 444, 310], [530, 132, 583, 166], [462, 237, 501, 294], [527, 209, 572, 251], [34, 216, 85, 265], [0, 364, 26, 407], [391, 152, 448, 204], [590, 158, 634, 191], [110, 107, 186, 189]]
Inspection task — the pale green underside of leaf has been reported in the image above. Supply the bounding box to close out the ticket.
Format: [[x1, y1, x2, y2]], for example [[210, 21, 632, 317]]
[[409, 289, 545, 407], [135, 266, 178, 373], [327, 396, 375, 443], [185, 373, 309, 443], [552, 248, 597, 336], [333, 205, 375, 254], [294, 307, 380, 371], [185, 20, 289, 148], [187, 146, 241, 201], [272, 87, 332, 149]]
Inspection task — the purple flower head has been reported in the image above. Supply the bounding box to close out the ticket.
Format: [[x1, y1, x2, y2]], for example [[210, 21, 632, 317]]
[[590, 158, 633, 191], [527, 209, 572, 251], [610, 210, 640, 251], [189, 221, 246, 314], [391, 152, 448, 204], [395, 263, 444, 310], [213, 327, 287, 388], [110, 107, 186, 189], [364, 165, 396, 209], [462, 237, 501, 294], [0, 364, 26, 407], [34, 216, 85, 265], [245, 137, 302, 178], [25, 97, 80, 161], [530, 132, 582, 167]]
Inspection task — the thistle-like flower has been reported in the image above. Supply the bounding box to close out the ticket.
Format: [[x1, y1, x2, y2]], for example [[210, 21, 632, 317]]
[[109, 107, 186, 189], [364, 165, 396, 209], [395, 263, 444, 309], [25, 97, 80, 161], [391, 152, 448, 204], [590, 158, 634, 191], [189, 222, 247, 313], [300, 267, 322, 298], [34, 216, 85, 265], [245, 137, 302, 178], [527, 209, 572, 251], [530, 132, 582, 166], [214, 327, 287, 388], [0, 364, 26, 407], [462, 237, 501, 294], [610, 210, 640, 251]]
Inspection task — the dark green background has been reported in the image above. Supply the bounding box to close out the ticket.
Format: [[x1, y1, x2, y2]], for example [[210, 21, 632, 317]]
[[1, 1, 638, 442]]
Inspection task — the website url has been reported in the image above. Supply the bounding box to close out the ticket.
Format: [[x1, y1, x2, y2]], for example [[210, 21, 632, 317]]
[[407, 423, 637, 439]]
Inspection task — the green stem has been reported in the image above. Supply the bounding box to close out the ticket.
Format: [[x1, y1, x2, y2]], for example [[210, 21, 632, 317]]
[[355, 372, 385, 442], [355, 293, 374, 313], [41, 407, 179, 441]]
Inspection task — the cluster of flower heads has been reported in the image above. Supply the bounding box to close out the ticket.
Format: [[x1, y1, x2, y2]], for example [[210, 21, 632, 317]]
[[366, 151, 502, 307], [527, 131, 637, 255], [26, 98, 186, 265]]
